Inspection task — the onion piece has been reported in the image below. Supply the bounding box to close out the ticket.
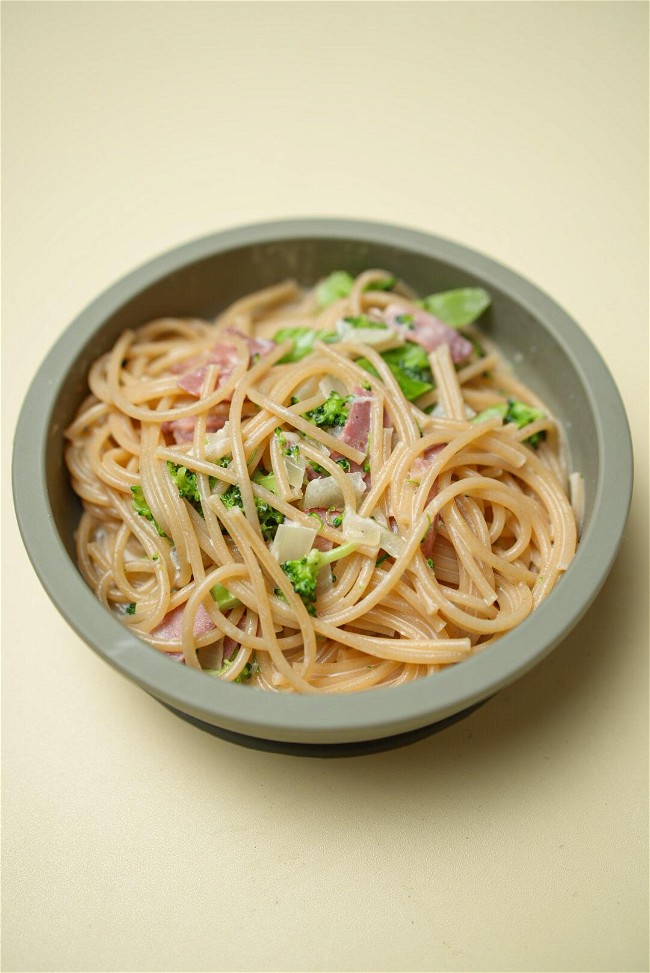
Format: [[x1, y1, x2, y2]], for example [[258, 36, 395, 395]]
[[319, 376, 348, 398], [204, 421, 230, 460], [343, 510, 381, 547], [377, 525, 405, 558], [284, 450, 306, 490], [303, 472, 366, 510], [335, 318, 401, 348], [270, 523, 318, 563]]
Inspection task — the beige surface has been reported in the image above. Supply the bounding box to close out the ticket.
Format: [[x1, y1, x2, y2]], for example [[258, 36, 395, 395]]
[[2, 3, 648, 972]]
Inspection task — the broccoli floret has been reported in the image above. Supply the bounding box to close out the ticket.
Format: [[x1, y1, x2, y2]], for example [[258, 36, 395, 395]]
[[473, 398, 546, 447], [252, 469, 278, 494], [130, 485, 168, 537], [220, 484, 243, 509], [254, 498, 284, 541], [167, 461, 201, 511], [280, 542, 358, 616], [219, 484, 284, 541], [167, 462, 218, 516], [304, 391, 351, 429]]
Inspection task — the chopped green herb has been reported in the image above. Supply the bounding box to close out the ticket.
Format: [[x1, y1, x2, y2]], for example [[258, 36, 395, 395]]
[[130, 485, 168, 537], [274, 427, 287, 447], [376, 553, 390, 567], [217, 455, 232, 468], [126, 602, 136, 615], [331, 514, 343, 528], [426, 558, 435, 570]]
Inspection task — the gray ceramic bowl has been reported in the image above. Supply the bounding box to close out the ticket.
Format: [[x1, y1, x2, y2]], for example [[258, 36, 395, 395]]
[[13, 219, 633, 753]]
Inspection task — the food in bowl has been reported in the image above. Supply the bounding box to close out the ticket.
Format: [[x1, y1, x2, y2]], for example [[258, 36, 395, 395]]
[[64, 268, 580, 693]]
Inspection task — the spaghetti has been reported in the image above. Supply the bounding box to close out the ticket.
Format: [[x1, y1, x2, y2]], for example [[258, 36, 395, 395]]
[[65, 270, 579, 693]]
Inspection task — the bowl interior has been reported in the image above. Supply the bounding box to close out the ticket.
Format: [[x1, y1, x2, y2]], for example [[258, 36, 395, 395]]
[[48, 235, 599, 562], [17, 221, 630, 745]]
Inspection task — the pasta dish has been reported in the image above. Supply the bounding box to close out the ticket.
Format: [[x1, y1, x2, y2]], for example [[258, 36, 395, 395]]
[[65, 269, 581, 693]]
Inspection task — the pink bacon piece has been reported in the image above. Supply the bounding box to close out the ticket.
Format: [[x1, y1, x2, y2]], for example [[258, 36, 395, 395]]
[[162, 412, 227, 444], [382, 304, 473, 363], [177, 343, 241, 397], [152, 603, 215, 642]]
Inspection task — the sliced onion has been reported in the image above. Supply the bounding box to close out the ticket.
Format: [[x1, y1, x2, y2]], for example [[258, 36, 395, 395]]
[[284, 451, 306, 490], [303, 472, 366, 510], [204, 422, 230, 460], [303, 476, 343, 510], [342, 510, 381, 547], [335, 319, 400, 348], [270, 522, 318, 562], [378, 524, 405, 558], [319, 376, 348, 398]]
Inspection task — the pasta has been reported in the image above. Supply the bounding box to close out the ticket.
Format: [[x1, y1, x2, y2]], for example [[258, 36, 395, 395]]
[[65, 270, 579, 693]]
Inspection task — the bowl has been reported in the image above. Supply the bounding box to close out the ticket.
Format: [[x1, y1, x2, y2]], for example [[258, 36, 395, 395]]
[[12, 219, 633, 754]]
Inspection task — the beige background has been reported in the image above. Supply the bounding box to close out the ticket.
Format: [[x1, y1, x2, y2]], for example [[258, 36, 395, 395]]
[[2, 3, 648, 972]]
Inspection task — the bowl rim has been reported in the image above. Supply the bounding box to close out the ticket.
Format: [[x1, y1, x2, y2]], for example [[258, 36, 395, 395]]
[[12, 218, 634, 744]]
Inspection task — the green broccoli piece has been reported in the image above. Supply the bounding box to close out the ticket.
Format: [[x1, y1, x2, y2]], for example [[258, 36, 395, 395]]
[[252, 469, 278, 494], [280, 542, 358, 616], [207, 657, 260, 682], [357, 341, 434, 401], [273, 327, 338, 363], [130, 485, 168, 537], [167, 462, 218, 516], [167, 461, 201, 511], [419, 287, 491, 327], [254, 497, 284, 541], [365, 276, 396, 292], [304, 390, 351, 429], [219, 484, 284, 541], [316, 271, 355, 308], [210, 583, 239, 611], [341, 315, 388, 330], [220, 484, 243, 509], [473, 398, 546, 447]]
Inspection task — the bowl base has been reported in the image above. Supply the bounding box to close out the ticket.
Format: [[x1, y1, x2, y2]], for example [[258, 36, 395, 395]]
[[159, 699, 489, 757]]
